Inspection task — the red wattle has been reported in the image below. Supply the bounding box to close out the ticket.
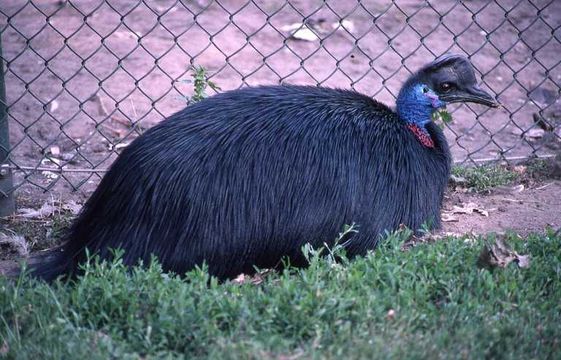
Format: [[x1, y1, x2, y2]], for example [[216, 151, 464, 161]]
[[406, 124, 435, 148]]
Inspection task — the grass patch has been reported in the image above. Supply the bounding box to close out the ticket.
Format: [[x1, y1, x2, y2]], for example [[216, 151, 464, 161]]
[[1, 230, 560, 359], [452, 164, 519, 192], [524, 158, 554, 180]]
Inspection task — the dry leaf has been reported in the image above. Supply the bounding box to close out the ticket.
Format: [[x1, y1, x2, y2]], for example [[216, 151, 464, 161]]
[[332, 19, 355, 33], [17, 202, 58, 219], [281, 21, 326, 41], [232, 270, 272, 285], [108, 142, 131, 151], [517, 254, 531, 268], [478, 236, 531, 269], [41, 171, 59, 179], [526, 128, 545, 139], [441, 213, 459, 222], [49, 100, 59, 113], [449, 202, 490, 217], [41, 157, 61, 166], [232, 273, 246, 284], [511, 184, 525, 193], [0, 231, 28, 257], [290, 27, 318, 41], [473, 208, 489, 217], [49, 145, 61, 157]]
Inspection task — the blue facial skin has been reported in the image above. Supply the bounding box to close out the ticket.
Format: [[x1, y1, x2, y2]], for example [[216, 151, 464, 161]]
[[396, 84, 446, 129]]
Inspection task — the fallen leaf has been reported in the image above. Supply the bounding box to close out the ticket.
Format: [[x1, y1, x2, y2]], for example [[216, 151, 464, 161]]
[[232, 273, 246, 284], [41, 157, 61, 166], [525, 128, 545, 139], [332, 19, 355, 33], [517, 254, 531, 268], [232, 269, 272, 285], [478, 236, 531, 269], [0, 231, 28, 257], [449, 202, 490, 217], [42, 171, 59, 180], [451, 202, 476, 214], [473, 208, 489, 217], [108, 142, 131, 151], [441, 213, 459, 222], [386, 309, 396, 320], [49, 100, 59, 113], [290, 27, 318, 41], [281, 20, 330, 41], [49, 145, 61, 157], [17, 202, 58, 219]]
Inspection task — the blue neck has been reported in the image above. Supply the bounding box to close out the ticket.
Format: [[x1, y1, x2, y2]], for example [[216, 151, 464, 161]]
[[396, 84, 439, 128], [396, 100, 435, 127], [396, 98, 436, 128]]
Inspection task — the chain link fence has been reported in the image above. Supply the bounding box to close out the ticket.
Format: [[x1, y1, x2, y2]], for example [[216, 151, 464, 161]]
[[0, 0, 560, 213]]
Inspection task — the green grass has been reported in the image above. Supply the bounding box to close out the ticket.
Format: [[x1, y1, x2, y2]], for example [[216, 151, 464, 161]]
[[451, 165, 519, 192], [1, 230, 560, 359]]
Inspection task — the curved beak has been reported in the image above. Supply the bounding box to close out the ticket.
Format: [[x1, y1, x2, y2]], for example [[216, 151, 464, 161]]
[[440, 85, 499, 108]]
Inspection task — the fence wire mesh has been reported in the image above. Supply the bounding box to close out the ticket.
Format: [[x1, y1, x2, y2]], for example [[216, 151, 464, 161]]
[[0, 0, 560, 201]]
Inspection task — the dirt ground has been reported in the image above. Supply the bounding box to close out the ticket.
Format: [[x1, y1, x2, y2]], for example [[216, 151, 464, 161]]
[[0, 0, 560, 265], [442, 179, 561, 236]]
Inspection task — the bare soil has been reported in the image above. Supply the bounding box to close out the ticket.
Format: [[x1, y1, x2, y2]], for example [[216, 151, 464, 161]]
[[442, 180, 561, 236]]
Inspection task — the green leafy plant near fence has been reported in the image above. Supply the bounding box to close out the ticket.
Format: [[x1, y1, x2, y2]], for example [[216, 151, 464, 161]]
[[182, 66, 221, 105]]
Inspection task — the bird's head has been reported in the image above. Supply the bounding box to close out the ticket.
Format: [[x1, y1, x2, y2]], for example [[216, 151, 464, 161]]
[[396, 54, 498, 147]]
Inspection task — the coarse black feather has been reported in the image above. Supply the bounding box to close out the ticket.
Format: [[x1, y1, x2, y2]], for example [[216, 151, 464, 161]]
[[30, 84, 452, 281]]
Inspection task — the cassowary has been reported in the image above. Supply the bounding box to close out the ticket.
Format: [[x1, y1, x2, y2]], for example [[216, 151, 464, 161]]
[[32, 54, 497, 281]]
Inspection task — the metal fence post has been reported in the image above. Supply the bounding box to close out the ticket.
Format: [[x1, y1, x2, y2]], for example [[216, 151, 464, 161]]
[[0, 34, 15, 217]]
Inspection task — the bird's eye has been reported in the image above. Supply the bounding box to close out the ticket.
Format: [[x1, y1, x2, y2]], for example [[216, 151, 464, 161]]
[[440, 82, 453, 92]]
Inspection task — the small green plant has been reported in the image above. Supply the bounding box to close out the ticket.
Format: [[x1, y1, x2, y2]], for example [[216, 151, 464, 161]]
[[451, 164, 518, 191], [183, 65, 221, 105], [525, 158, 550, 179], [432, 108, 453, 126]]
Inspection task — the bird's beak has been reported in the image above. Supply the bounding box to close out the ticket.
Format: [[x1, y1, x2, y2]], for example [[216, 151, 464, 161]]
[[441, 85, 499, 108]]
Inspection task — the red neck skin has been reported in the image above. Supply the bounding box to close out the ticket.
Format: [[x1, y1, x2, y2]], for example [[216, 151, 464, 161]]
[[406, 123, 434, 148]]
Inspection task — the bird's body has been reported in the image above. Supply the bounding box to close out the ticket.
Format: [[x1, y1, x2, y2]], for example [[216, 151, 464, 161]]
[[31, 55, 497, 281]]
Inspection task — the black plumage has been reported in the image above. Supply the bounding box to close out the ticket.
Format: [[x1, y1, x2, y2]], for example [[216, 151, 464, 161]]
[[31, 54, 497, 281]]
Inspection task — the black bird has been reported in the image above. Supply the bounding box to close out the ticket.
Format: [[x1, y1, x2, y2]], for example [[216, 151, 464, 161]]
[[32, 54, 497, 281]]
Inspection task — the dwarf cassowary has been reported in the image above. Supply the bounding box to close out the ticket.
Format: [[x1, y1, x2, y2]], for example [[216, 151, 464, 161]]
[[31, 54, 497, 281]]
